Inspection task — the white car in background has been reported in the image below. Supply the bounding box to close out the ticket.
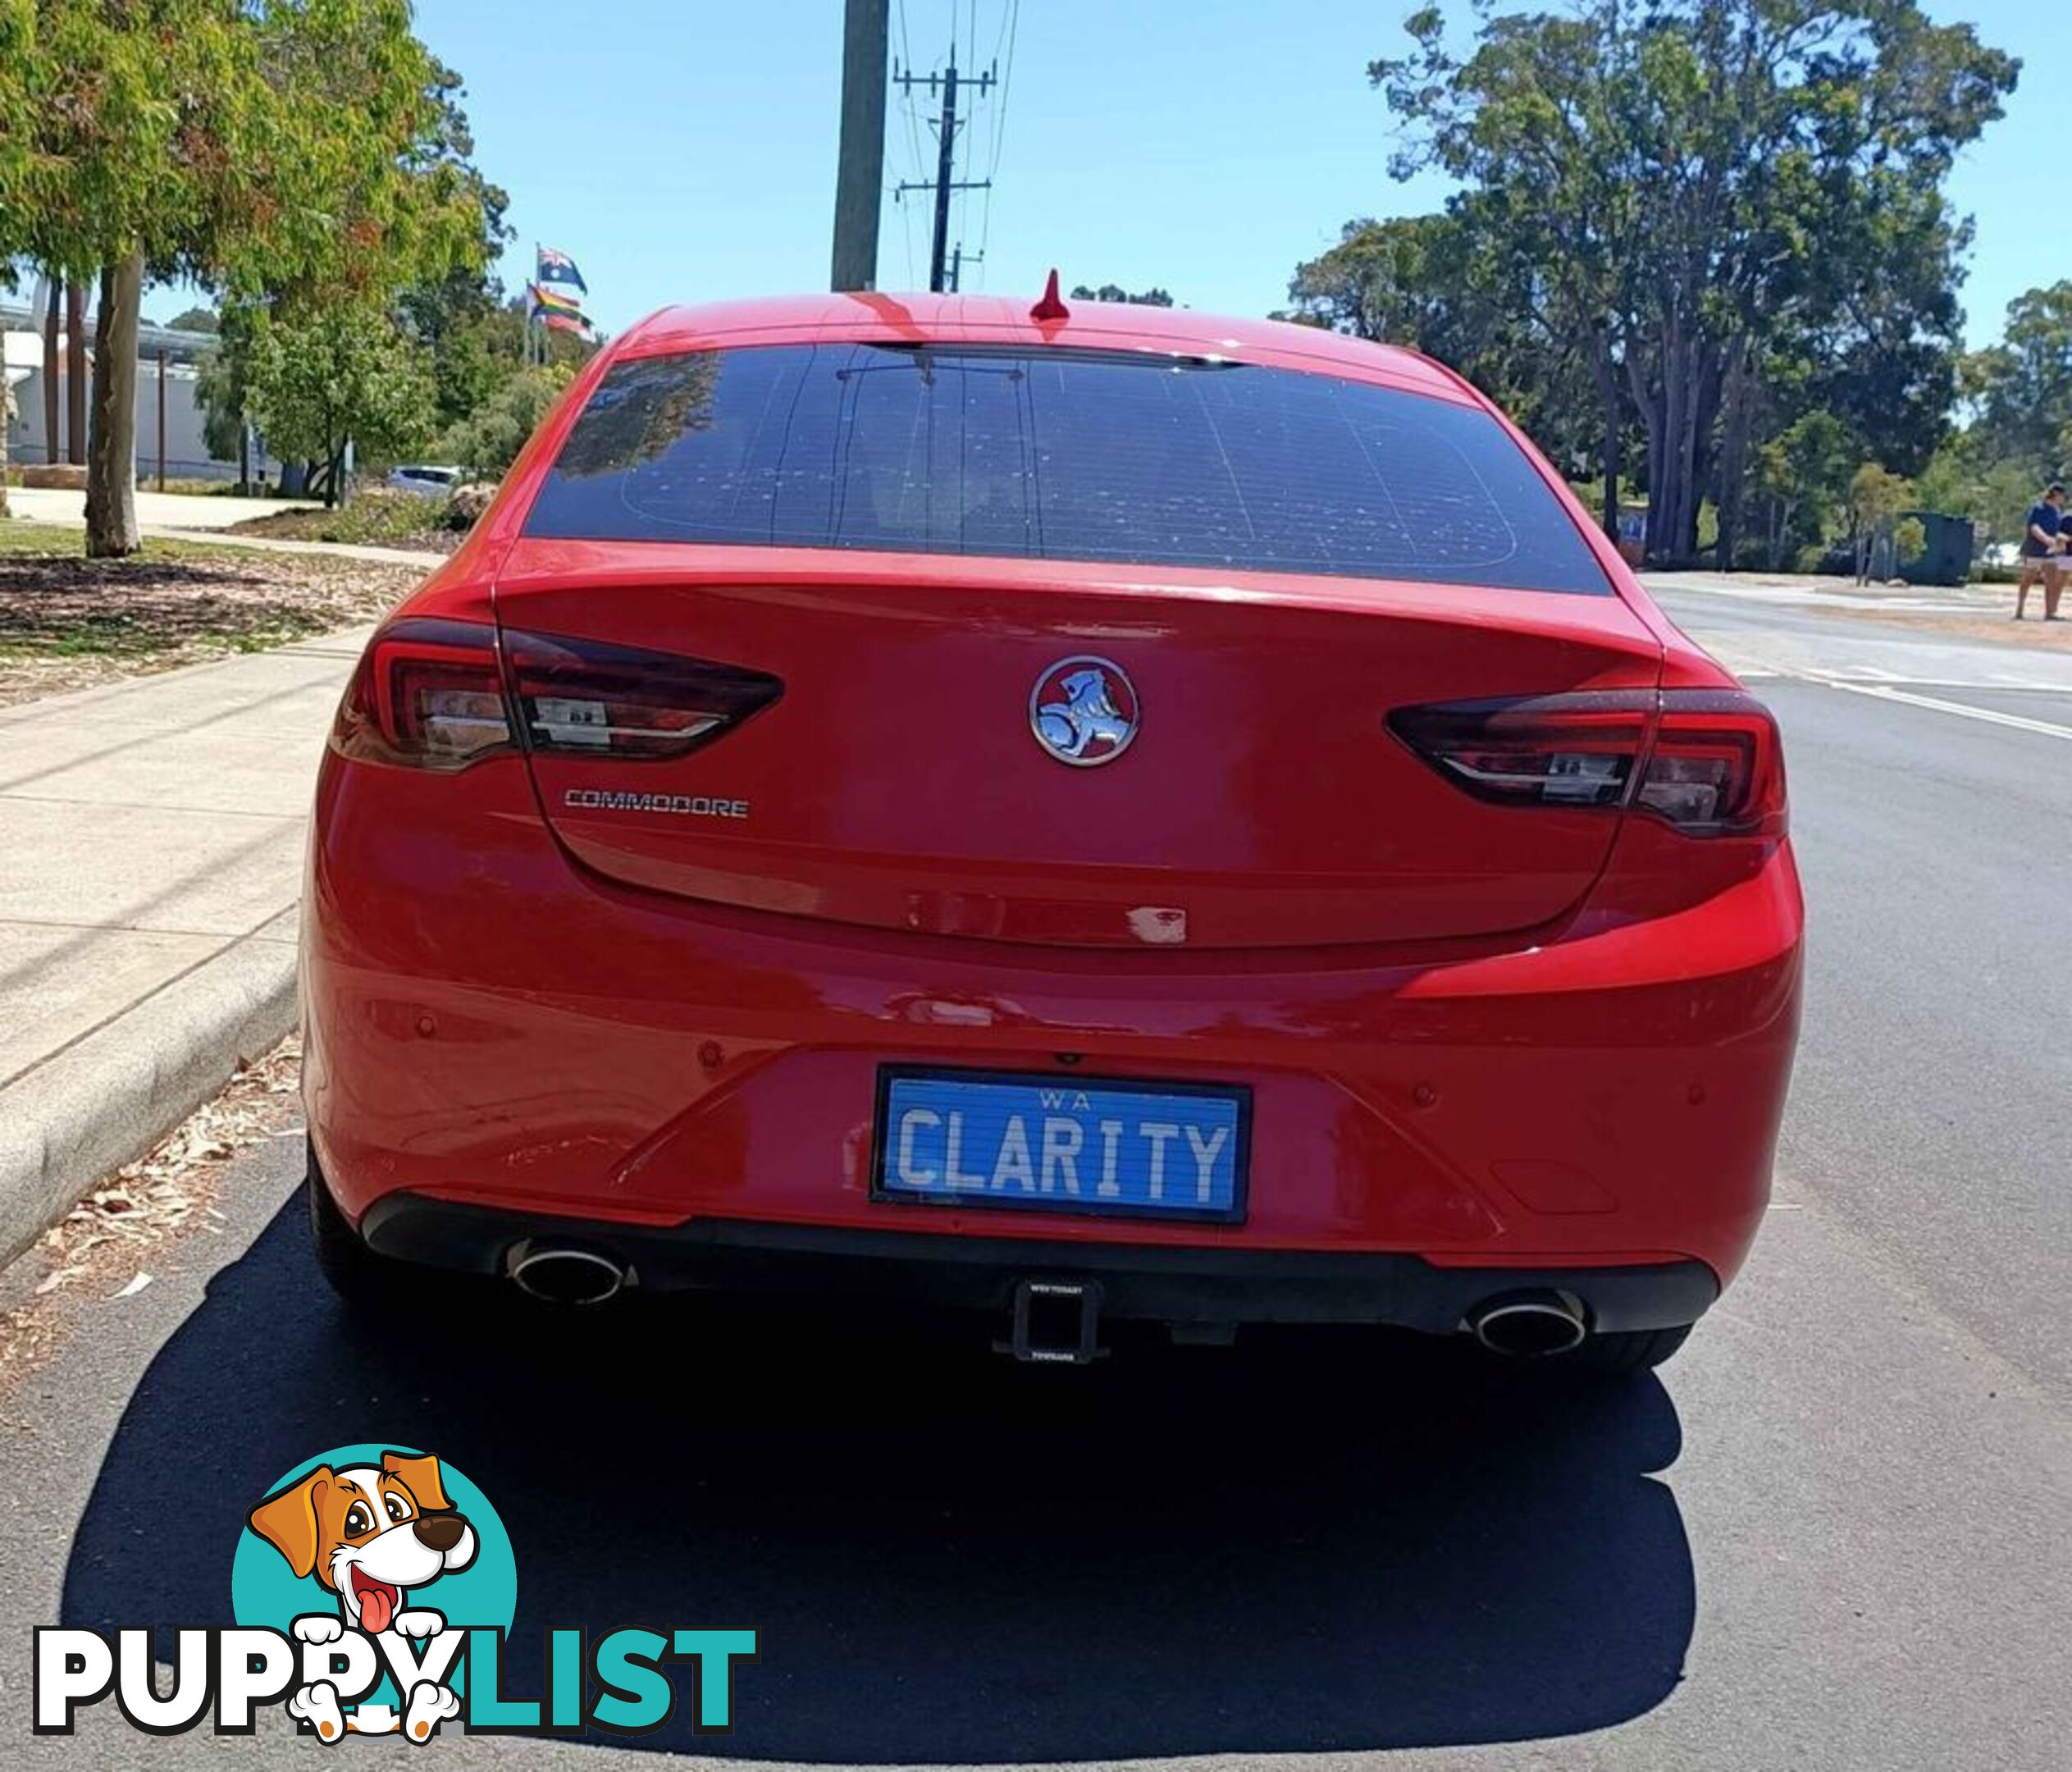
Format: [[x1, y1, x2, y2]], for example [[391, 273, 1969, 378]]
[[387, 464, 463, 497]]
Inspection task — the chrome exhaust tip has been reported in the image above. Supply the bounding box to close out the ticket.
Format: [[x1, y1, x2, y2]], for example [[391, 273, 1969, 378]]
[[1467, 1290, 1588, 1358], [508, 1244, 627, 1306]]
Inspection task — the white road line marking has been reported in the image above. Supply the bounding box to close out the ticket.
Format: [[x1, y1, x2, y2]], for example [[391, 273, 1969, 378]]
[[1819, 678, 2072, 741], [1787, 668, 2072, 693], [1910, 679, 2072, 694]]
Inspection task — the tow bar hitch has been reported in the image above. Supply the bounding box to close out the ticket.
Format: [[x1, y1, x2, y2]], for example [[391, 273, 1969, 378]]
[[1002, 1278, 1104, 1365]]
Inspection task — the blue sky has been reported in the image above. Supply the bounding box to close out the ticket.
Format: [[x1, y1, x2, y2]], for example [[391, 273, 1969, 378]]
[[404, 0, 2048, 347]]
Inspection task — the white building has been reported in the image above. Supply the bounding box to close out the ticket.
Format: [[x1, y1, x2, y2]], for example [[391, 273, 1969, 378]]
[[2, 299, 280, 484]]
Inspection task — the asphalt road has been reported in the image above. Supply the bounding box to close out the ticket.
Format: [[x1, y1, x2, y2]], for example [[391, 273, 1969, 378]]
[[2, 581, 2070, 1770]]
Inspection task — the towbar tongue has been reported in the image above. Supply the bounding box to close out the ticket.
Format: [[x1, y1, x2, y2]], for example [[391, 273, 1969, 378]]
[[1001, 1278, 1103, 1365]]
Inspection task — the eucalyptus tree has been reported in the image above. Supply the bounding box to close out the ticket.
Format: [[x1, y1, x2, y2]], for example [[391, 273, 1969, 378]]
[[1366, 0, 2014, 564], [0, 0, 486, 554]]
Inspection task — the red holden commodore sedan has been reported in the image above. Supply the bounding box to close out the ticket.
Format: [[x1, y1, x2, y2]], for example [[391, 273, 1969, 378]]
[[303, 289, 1802, 1373]]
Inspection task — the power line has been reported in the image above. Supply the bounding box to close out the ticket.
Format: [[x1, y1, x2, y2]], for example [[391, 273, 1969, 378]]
[[954, 0, 1016, 293], [987, 0, 1019, 183], [974, 0, 1019, 288], [893, 1, 927, 184], [899, 164, 919, 287], [892, 0, 939, 290], [899, 80, 929, 193]]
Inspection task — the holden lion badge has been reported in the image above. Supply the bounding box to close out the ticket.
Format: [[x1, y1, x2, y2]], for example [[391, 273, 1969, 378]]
[[1029, 656, 1140, 767]]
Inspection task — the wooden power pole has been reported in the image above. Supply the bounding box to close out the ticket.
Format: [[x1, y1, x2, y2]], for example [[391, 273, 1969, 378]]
[[830, 0, 889, 292]]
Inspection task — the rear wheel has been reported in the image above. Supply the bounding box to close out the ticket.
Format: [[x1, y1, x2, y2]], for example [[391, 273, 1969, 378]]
[[307, 1145, 429, 1313]]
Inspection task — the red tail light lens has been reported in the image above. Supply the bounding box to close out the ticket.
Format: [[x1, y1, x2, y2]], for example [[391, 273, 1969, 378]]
[[331, 618, 514, 771], [331, 620, 783, 772], [1637, 689, 1788, 837], [1389, 692, 1654, 810], [1390, 688, 1786, 838], [500, 628, 783, 760]]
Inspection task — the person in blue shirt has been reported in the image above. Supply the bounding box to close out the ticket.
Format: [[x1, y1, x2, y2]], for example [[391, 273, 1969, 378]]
[[2016, 483, 2066, 620]]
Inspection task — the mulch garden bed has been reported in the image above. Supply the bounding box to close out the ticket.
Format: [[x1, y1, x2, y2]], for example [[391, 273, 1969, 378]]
[[0, 524, 425, 707]]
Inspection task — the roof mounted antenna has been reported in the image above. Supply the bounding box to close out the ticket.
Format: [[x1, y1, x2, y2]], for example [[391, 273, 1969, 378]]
[[1029, 270, 1070, 324]]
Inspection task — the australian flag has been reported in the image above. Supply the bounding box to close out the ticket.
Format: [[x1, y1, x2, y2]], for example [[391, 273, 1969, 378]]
[[536, 246, 587, 295]]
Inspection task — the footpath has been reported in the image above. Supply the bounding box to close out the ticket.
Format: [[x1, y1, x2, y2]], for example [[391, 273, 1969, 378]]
[[0, 623, 382, 1266]]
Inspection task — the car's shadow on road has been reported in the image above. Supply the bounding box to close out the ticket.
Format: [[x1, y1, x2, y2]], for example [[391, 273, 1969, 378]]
[[65, 1195, 1695, 1761]]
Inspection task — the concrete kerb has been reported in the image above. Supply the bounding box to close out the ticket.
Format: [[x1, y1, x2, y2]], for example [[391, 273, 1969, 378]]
[[0, 933, 299, 1271]]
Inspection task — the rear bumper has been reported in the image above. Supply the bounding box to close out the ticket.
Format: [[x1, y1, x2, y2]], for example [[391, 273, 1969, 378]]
[[359, 1190, 1719, 1334], [303, 751, 1803, 1293]]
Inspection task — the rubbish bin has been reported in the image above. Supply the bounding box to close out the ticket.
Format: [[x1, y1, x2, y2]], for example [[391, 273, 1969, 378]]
[[1898, 511, 1974, 587]]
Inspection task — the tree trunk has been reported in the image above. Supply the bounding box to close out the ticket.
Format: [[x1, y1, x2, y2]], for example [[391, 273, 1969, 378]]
[[1680, 349, 1722, 561], [1651, 386, 1682, 563], [1635, 386, 1665, 563], [1715, 345, 1750, 573], [0, 372, 10, 518], [1661, 317, 1689, 562], [84, 253, 144, 559], [1627, 297, 1697, 566], [1641, 314, 1723, 569], [1594, 332, 1621, 538], [65, 281, 89, 468]]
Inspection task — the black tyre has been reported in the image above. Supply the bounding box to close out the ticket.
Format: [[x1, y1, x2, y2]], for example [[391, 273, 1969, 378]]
[[307, 1145, 427, 1312]]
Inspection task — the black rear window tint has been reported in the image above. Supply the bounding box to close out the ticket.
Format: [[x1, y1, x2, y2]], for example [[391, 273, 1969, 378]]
[[523, 344, 1612, 594]]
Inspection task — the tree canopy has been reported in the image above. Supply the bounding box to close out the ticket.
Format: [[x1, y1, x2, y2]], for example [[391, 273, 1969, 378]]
[[1965, 283, 2072, 482], [244, 305, 436, 490], [1330, 0, 2018, 567], [1069, 284, 1175, 307], [440, 365, 574, 478], [0, 0, 499, 550]]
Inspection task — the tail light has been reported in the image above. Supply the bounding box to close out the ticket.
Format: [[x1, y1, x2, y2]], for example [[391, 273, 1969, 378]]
[[1390, 687, 1786, 838], [331, 618, 514, 771], [331, 617, 782, 770], [501, 628, 782, 759], [1636, 689, 1787, 836]]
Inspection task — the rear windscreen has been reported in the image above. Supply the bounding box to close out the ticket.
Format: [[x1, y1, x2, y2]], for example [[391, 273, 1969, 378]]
[[523, 344, 1612, 594]]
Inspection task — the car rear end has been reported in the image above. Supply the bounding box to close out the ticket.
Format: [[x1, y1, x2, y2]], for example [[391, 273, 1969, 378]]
[[302, 296, 1800, 1366]]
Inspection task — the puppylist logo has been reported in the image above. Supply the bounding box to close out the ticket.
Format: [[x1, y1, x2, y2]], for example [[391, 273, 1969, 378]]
[[34, 1445, 755, 1743]]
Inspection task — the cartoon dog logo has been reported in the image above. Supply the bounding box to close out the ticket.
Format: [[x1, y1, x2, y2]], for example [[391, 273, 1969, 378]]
[[1030, 657, 1140, 765], [246, 1450, 476, 1742]]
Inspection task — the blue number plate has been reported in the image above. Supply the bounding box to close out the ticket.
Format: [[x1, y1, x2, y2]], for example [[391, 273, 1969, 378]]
[[874, 1067, 1249, 1223]]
